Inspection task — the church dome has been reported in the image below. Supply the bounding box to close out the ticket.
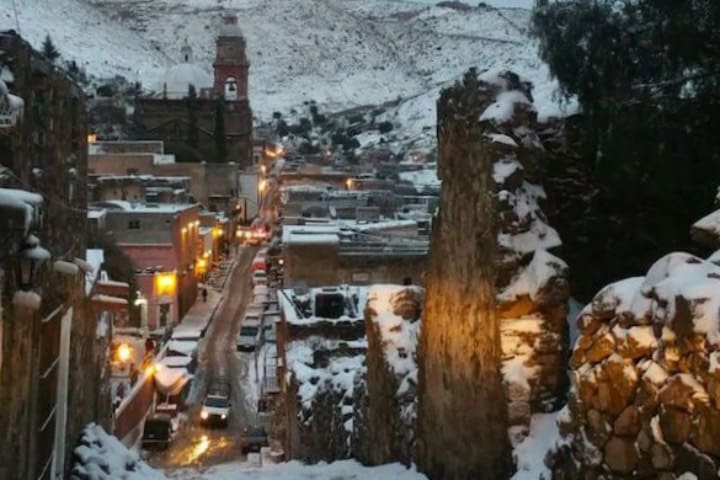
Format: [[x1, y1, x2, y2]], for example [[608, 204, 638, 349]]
[[153, 63, 213, 99]]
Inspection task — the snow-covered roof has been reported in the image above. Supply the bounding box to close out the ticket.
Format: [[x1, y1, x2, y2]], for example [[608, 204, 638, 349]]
[[282, 224, 340, 245], [87, 209, 107, 220], [98, 200, 197, 213], [166, 340, 198, 356], [398, 168, 440, 190], [280, 285, 367, 325], [151, 63, 213, 100]]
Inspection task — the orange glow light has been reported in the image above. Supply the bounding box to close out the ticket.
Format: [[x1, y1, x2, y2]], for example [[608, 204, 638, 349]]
[[116, 343, 132, 363], [155, 272, 177, 296]]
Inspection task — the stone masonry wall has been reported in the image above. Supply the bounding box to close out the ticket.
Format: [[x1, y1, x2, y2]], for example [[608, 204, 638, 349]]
[[417, 70, 568, 480], [416, 70, 514, 480], [492, 112, 570, 442], [354, 285, 423, 467], [550, 252, 720, 479]]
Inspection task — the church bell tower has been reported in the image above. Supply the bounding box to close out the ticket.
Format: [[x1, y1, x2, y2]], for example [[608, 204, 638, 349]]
[[213, 15, 250, 101]]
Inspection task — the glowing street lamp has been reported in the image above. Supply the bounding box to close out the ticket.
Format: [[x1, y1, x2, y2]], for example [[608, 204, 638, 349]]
[[116, 343, 132, 363], [155, 271, 177, 296]]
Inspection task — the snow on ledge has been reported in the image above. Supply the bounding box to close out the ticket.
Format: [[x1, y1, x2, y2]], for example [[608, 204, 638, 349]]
[[479, 90, 532, 123], [71, 423, 166, 479], [13, 291, 41, 310]]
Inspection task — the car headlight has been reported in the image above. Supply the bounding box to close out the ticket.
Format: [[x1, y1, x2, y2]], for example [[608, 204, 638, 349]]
[[221, 414, 227, 419], [201, 411, 209, 419]]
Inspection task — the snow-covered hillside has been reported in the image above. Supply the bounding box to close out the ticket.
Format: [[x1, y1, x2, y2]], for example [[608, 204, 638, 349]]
[[1, 0, 570, 146]]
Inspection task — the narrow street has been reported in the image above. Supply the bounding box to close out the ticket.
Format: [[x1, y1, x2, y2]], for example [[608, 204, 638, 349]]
[[149, 245, 260, 473]]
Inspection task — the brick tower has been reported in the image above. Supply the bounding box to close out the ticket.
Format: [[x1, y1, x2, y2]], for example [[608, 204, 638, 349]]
[[213, 15, 249, 101]]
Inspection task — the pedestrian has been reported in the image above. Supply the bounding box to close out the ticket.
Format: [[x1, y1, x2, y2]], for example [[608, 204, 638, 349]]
[[202, 287, 208, 303], [116, 382, 126, 399], [144, 337, 155, 356]]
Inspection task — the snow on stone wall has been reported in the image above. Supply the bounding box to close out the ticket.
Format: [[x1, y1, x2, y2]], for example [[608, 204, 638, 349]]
[[354, 285, 423, 466], [282, 288, 368, 462], [479, 71, 570, 446], [69, 423, 166, 480], [549, 251, 720, 478]]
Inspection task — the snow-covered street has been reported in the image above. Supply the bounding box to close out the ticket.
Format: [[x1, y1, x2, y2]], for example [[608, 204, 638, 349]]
[[147, 246, 260, 471], [167, 460, 429, 480]]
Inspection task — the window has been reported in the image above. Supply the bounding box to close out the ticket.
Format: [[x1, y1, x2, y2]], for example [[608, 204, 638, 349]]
[[351, 272, 370, 284], [128, 220, 140, 230], [225, 76, 238, 100]]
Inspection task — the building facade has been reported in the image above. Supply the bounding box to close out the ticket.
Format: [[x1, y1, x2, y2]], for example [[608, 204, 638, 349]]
[[134, 15, 252, 166], [100, 203, 201, 330], [0, 31, 111, 480]]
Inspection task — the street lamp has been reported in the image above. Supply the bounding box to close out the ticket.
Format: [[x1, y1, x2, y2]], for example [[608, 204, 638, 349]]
[[116, 343, 132, 363], [16, 235, 50, 290]]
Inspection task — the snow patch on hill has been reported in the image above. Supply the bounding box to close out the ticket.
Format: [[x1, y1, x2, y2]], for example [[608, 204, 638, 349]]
[[2, 0, 574, 151]]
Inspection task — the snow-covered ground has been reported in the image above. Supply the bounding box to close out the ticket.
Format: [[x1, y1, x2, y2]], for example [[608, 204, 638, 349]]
[[173, 460, 429, 479]]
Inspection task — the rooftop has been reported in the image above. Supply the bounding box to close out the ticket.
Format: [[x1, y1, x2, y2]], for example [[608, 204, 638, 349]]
[[93, 200, 197, 214]]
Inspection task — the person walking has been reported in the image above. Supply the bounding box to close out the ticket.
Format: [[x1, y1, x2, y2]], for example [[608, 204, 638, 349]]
[[202, 287, 208, 303]]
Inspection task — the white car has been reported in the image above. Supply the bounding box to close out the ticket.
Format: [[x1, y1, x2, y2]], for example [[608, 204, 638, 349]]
[[252, 270, 267, 287], [200, 383, 231, 427], [171, 326, 203, 342], [236, 323, 260, 352]]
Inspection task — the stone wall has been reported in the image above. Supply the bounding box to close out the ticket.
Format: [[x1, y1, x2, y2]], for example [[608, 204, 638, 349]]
[[417, 70, 513, 480], [417, 70, 568, 480], [550, 252, 720, 479], [283, 243, 425, 288], [0, 31, 109, 478], [354, 285, 423, 467], [281, 337, 366, 461]]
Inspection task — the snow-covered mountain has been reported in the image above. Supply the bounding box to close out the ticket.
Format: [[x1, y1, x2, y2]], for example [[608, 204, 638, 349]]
[[1, 0, 571, 145]]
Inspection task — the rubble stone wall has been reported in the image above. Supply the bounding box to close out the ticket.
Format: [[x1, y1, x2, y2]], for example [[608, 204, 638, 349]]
[[550, 252, 720, 479], [354, 286, 423, 467]]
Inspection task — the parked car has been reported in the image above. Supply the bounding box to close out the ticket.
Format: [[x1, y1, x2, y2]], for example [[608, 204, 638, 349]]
[[200, 381, 231, 427], [171, 326, 203, 342], [236, 323, 261, 351], [243, 309, 263, 325], [262, 320, 277, 344], [240, 425, 269, 455], [142, 414, 176, 450], [252, 255, 267, 273], [252, 270, 267, 287]]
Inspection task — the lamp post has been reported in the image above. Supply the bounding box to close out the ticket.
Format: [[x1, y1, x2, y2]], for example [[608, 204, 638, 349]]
[[16, 235, 49, 291]]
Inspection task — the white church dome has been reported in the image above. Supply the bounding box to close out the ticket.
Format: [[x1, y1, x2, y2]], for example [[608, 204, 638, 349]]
[[153, 63, 213, 99]]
